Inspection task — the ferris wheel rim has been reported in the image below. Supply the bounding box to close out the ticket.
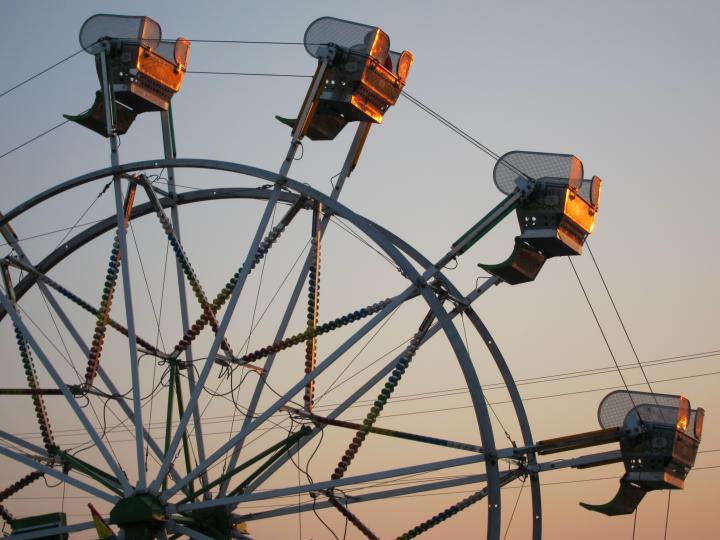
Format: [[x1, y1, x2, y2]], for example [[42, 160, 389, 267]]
[[0, 157, 543, 539]]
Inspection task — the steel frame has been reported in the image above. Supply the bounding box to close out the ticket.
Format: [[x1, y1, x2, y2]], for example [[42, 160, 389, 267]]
[[0, 158, 547, 539]]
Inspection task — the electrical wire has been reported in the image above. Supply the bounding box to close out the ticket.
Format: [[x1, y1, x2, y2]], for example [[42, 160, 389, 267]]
[[502, 476, 526, 540], [233, 239, 311, 354], [53, 179, 114, 253], [129, 222, 168, 351], [0, 49, 85, 99], [0, 283, 88, 382], [187, 70, 312, 78], [145, 239, 171, 467], [315, 303, 401, 406], [6, 350, 717, 445], [319, 337, 410, 400], [632, 507, 638, 540], [400, 90, 501, 163], [0, 120, 69, 161], [220, 204, 278, 476], [586, 241, 654, 393], [0, 38, 313, 101], [185, 39, 308, 45], [461, 313, 515, 447], [568, 257, 639, 412], [328, 216, 402, 272], [0, 219, 105, 248], [318, 344, 719, 413]]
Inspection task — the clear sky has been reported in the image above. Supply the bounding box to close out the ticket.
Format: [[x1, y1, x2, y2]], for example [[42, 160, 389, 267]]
[[0, 1, 718, 539]]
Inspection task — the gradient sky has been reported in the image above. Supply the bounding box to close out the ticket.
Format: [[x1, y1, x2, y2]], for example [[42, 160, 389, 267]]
[[0, 1, 718, 539]]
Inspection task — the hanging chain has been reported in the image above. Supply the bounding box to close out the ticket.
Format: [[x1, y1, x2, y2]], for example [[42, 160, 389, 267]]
[[331, 310, 435, 481], [4, 257, 161, 357], [327, 492, 379, 540], [85, 182, 136, 387], [1, 264, 55, 450], [304, 202, 322, 411], [141, 180, 236, 360], [0, 504, 13, 525], [395, 470, 523, 539], [235, 298, 392, 365], [169, 218, 290, 359]]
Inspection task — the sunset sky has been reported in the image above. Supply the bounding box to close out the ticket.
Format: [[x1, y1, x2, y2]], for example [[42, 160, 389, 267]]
[[0, 1, 718, 539]]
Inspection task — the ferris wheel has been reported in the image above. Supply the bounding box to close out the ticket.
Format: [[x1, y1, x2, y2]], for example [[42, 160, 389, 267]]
[[0, 14, 705, 540]]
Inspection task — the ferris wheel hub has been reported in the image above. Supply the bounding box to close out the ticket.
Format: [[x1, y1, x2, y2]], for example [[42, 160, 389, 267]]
[[110, 494, 164, 540]]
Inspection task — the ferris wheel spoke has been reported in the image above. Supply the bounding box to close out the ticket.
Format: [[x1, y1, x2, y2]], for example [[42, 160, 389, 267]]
[[5, 520, 96, 540], [0, 233, 184, 495], [217, 130, 363, 495], [109, 174, 147, 490], [0, 444, 118, 504], [168, 194, 307, 364], [150, 116, 210, 490], [162, 285, 415, 501], [3, 257, 166, 358], [229, 296, 393, 368], [237, 468, 513, 523], [0, 260, 186, 492], [0, 289, 133, 495], [176, 453, 489, 513], [463, 306, 543, 539], [149, 185, 283, 495], [414, 285, 502, 538], [303, 201, 322, 412], [244, 285, 493, 495], [0, 430, 49, 457], [138, 176, 239, 361], [395, 469, 523, 540], [166, 523, 216, 540], [283, 406, 485, 453]]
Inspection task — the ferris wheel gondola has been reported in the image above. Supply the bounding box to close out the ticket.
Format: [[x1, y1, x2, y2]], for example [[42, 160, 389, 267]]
[[63, 14, 190, 137], [276, 16, 414, 141]]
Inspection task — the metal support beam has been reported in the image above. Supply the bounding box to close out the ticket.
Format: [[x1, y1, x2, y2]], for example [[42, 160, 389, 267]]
[[464, 308, 544, 540], [149, 185, 282, 494], [219, 122, 373, 496], [238, 471, 493, 522], [304, 201, 322, 411], [172, 365, 196, 499], [278, 57, 330, 178], [0, 290, 132, 496], [175, 453, 487, 512], [99, 45, 146, 490], [0, 445, 117, 504], [166, 523, 216, 540], [0, 255, 187, 494], [244, 281, 498, 494], [283, 406, 484, 453], [161, 107, 210, 493], [6, 521, 96, 540], [0, 430, 49, 459], [163, 286, 414, 501], [532, 450, 623, 473]]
